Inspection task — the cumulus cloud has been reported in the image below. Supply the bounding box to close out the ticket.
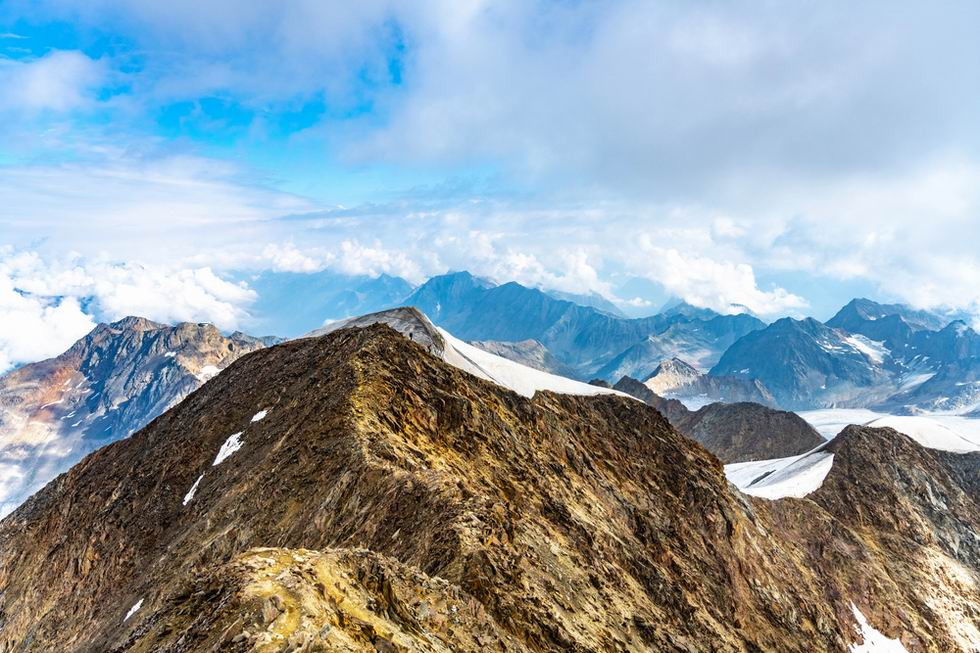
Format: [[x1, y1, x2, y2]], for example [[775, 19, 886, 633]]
[[0, 50, 105, 112], [638, 246, 807, 316], [0, 249, 259, 370], [0, 284, 95, 372]]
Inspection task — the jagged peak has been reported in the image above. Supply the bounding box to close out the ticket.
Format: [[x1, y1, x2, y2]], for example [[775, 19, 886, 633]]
[[105, 316, 167, 332]]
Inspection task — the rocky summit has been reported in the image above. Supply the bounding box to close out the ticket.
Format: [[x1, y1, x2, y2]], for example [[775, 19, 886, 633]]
[[0, 321, 978, 652]]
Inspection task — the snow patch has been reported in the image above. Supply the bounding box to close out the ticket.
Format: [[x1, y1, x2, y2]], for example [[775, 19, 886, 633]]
[[164, 351, 177, 358], [725, 447, 835, 499], [844, 335, 889, 365], [196, 365, 220, 382], [124, 598, 143, 622], [849, 603, 908, 652], [213, 432, 243, 466], [251, 409, 268, 422], [182, 474, 204, 505]]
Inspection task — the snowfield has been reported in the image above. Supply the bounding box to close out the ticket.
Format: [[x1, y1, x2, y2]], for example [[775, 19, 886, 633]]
[[843, 335, 889, 365], [436, 327, 625, 399], [729, 409, 980, 500], [798, 409, 980, 453], [725, 447, 835, 499], [798, 409, 888, 439], [864, 415, 980, 453]]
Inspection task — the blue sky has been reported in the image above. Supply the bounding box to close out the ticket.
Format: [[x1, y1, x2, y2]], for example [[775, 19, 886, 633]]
[[1, 1, 979, 367]]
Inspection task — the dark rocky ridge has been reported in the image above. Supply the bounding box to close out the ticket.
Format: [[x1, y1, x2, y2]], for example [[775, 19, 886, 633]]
[[675, 402, 824, 464], [0, 325, 976, 651], [612, 376, 822, 463]]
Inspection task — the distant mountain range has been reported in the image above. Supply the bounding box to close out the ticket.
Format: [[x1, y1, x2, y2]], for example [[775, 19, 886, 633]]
[[711, 300, 980, 412], [402, 271, 765, 378], [234, 270, 980, 414]]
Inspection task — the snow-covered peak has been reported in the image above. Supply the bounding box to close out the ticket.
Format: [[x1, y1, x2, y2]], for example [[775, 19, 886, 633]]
[[306, 307, 626, 400], [643, 357, 701, 394]]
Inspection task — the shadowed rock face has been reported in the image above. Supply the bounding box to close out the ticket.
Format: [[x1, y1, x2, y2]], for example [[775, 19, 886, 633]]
[[612, 376, 691, 425], [674, 402, 825, 464], [613, 377, 822, 463], [0, 317, 272, 516], [0, 325, 977, 652]]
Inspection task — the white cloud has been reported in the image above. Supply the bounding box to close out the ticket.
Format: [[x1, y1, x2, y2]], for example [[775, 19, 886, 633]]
[[0, 250, 260, 370], [0, 259, 97, 371], [261, 243, 325, 273], [90, 263, 256, 330], [332, 240, 427, 282], [0, 2, 979, 324], [636, 244, 807, 316], [0, 50, 105, 112]]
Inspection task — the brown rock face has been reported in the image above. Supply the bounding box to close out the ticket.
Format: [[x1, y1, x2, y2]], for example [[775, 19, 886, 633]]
[[0, 325, 977, 652]]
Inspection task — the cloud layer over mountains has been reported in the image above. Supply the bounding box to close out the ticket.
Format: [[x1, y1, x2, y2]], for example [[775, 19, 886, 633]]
[[2, 1, 980, 358]]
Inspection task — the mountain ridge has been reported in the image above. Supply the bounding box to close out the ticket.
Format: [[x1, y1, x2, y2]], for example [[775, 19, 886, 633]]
[[1, 319, 978, 651]]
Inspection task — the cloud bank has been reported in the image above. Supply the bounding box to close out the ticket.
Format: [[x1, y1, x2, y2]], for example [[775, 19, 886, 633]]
[[0, 1, 978, 328]]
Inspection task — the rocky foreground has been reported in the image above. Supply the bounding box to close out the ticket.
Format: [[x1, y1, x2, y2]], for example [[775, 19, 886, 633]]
[[0, 323, 978, 651]]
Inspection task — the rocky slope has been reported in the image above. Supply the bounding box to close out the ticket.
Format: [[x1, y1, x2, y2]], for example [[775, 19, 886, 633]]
[[593, 314, 764, 380], [826, 298, 950, 334], [710, 317, 894, 409], [711, 298, 980, 412], [1, 321, 977, 651], [0, 317, 272, 516], [673, 402, 824, 463]]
